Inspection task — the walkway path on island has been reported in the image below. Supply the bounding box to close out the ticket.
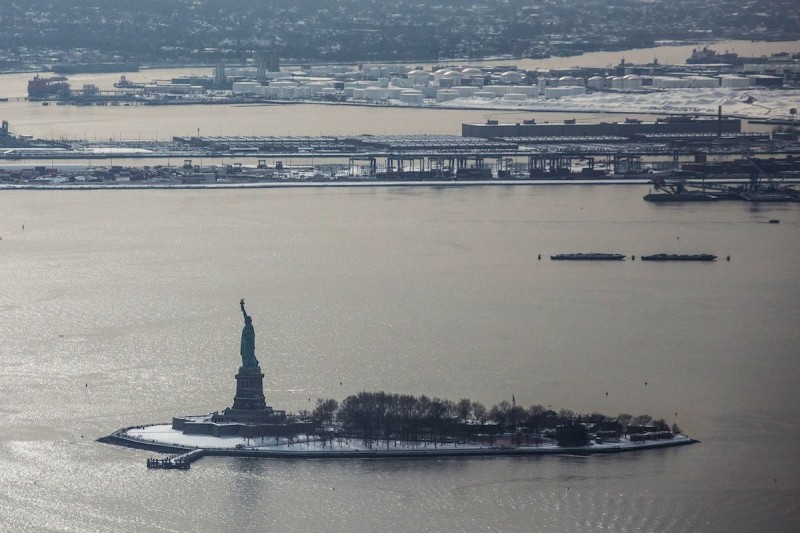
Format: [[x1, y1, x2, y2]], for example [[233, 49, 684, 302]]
[[99, 424, 698, 468]]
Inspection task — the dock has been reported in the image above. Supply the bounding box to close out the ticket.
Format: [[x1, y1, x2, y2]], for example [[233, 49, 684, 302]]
[[147, 449, 206, 470]]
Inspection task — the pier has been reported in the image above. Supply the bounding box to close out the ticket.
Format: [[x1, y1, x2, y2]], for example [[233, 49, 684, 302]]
[[147, 449, 206, 470]]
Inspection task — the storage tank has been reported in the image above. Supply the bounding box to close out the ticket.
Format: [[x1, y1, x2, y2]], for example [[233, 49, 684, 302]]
[[485, 85, 508, 96], [353, 88, 366, 100], [500, 71, 524, 84], [622, 75, 643, 91], [400, 89, 424, 105], [232, 81, 260, 95], [510, 85, 538, 97], [502, 93, 528, 101], [651, 76, 691, 89], [688, 76, 719, 88], [473, 91, 496, 99], [607, 76, 623, 90], [719, 76, 750, 88], [456, 86, 477, 98], [407, 70, 429, 85], [587, 76, 605, 90], [545, 86, 582, 98], [436, 89, 460, 102], [364, 87, 387, 100]]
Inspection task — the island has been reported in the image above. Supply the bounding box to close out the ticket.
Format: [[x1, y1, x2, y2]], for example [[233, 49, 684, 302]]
[[99, 301, 697, 469]]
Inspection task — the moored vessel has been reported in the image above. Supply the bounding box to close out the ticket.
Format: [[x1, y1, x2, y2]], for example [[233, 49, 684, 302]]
[[644, 192, 717, 202], [641, 253, 716, 262], [551, 253, 625, 261]]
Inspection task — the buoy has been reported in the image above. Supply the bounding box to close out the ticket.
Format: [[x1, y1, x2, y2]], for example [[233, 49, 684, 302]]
[[537, 254, 541, 260], [632, 255, 635, 261], [726, 256, 730, 261]]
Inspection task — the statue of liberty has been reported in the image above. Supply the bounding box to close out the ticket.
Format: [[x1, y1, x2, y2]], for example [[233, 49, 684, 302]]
[[239, 299, 260, 369]]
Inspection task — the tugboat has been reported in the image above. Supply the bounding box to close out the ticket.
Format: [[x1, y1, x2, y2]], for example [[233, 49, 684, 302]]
[[551, 253, 626, 261], [640, 254, 716, 262]]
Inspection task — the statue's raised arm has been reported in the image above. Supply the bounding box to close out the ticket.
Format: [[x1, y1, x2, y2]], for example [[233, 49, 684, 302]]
[[239, 299, 259, 369]]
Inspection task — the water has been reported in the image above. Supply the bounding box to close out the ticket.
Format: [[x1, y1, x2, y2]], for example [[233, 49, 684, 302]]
[[1, 185, 798, 531]]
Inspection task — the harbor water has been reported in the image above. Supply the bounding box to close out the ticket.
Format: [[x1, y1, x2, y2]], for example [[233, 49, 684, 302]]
[[1, 185, 798, 531]]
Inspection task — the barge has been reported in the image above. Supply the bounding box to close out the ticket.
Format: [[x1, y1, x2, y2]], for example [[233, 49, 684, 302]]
[[551, 253, 626, 261]]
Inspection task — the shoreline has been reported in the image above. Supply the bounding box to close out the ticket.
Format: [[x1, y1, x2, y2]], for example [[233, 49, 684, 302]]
[[0, 179, 655, 191], [99, 425, 699, 460], [3, 177, 798, 192]]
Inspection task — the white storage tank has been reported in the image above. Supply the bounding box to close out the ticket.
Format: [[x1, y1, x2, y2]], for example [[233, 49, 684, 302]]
[[719, 76, 750, 88], [545, 86, 583, 98], [353, 88, 366, 100], [510, 85, 538, 97], [456, 86, 477, 98], [232, 81, 260, 95], [436, 89, 460, 102], [387, 87, 405, 99], [651, 76, 690, 88], [500, 71, 524, 84], [473, 91, 496, 99], [364, 87, 387, 100], [688, 76, 719, 88], [587, 76, 605, 90], [307, 82, 329, 95], [400, 89, 423, 105], [502, 93, 528, 101], [486, 85, 508, 96], [407, 70, 429, 85], [622, 75, 643, 91]]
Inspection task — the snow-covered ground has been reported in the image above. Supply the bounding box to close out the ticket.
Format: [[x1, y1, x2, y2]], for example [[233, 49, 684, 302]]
[[124, 424, 694, 455], [436, 88, 800, 119]]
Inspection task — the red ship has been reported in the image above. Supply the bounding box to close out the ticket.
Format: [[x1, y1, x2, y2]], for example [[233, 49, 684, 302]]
[[27, 75, 70, 99]]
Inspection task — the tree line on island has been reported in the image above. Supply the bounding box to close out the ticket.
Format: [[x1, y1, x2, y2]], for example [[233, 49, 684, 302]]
[[304, 391, 681, 448]]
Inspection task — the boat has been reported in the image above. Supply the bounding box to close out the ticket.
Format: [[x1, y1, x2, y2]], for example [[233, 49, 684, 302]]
[[27, 75, 70, 100], [640, 254, 716, 262], [643, 192, 717, 202], [551, 253, 625, 261], [740, 192, 795, 202]]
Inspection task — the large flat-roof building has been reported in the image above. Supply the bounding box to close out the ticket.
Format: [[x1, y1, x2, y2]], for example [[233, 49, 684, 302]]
[[462, 117, 741, 139]]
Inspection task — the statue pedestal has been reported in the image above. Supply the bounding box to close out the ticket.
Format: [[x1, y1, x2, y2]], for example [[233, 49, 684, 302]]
[[232, 366, 268, 411], [212, 365, 279, 425]]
